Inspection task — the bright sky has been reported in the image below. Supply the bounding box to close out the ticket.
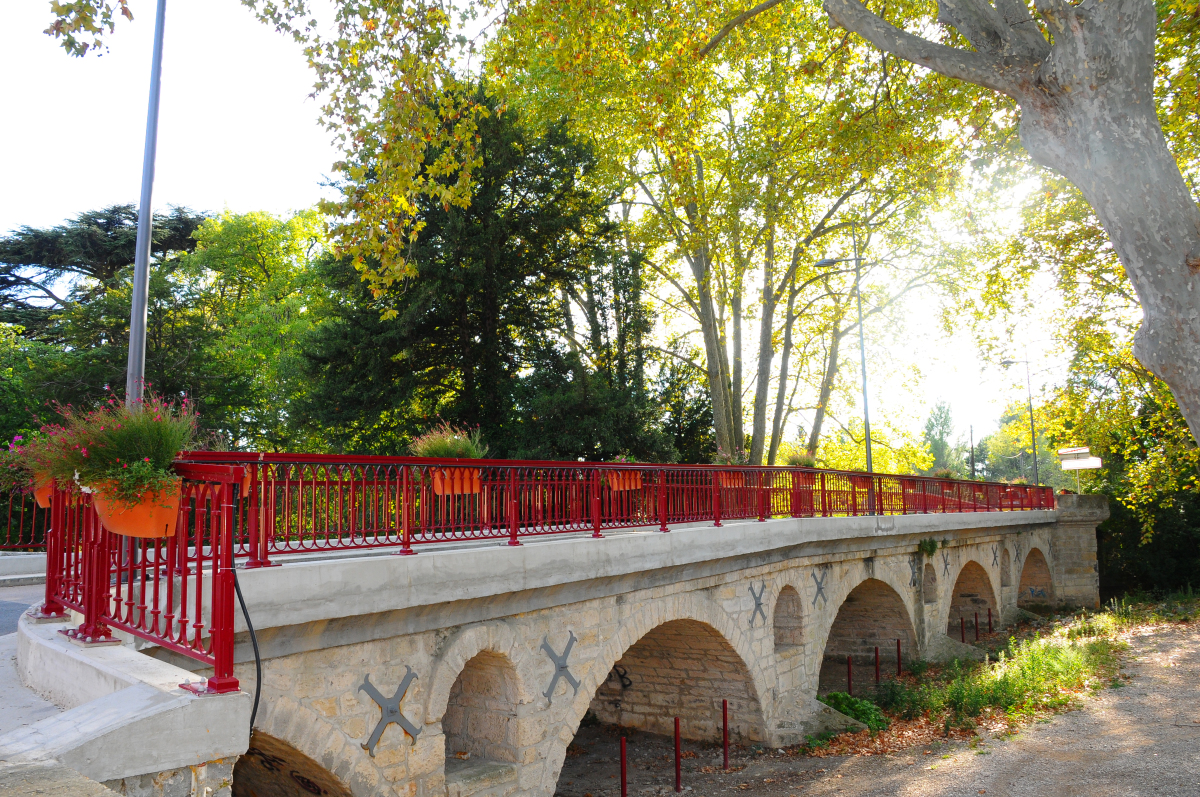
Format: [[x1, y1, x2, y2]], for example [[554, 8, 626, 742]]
[[0, 1, 1065, 448], [0, 0, 339, 234]]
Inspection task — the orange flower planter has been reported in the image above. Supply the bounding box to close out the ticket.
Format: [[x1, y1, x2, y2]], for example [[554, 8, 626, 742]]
[[33, 473, 54, 509], [92, 479, 182, 538], [607, 471, 642, 491], [431, 467, 483, 496], [718, 472, 746, 489]]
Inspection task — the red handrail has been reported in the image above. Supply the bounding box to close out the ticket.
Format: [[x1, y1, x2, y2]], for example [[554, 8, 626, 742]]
[[34, 454, 1052, 682]]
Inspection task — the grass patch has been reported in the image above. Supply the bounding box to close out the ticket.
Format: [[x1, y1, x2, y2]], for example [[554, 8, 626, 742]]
[[817, 692, 889, 731]]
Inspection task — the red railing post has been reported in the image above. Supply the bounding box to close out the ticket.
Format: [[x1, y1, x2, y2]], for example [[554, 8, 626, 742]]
[[846, 654, 853, 696], [722, 698, 729, 770], [36, 485, 67, 618], [897, 638, 902, 675], [658, 469, 668, 532], [674, 716, 681, 792], [875, 645, 880, 685], [507, 468, 521, 546], [591, 468, 603, 538], [757, 471, 767, 522], [713, 470, 723, 528], [397, 464, 415, 555], [820, 472, 829, 517], [62, 498, 114, 644], [205, 480, 239, 694], [789, 470, 799, 518]]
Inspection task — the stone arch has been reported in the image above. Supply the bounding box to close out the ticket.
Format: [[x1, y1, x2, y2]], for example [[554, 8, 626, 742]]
[[947, 561, 998, 639], [922, 562, 937, 603], [817, 578, 917, 694], [252, 695, 377, 796], [1018, 547, 1055, 607], [546, 592, 772, 795], [425, 622, 538, 725], [773, 585, 804, 652], [1001, 548, 1012, 587], [443, 650, 522, 763], [233, 729, 354, 797]]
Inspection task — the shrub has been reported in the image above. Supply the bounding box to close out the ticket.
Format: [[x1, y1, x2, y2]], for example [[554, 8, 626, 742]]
[[409, 423, 488, 459], [932, 467, 957, 480], [917, 538, 939, 558], [712, 447, 749, 466], [785, 451, 817, 468], [818, 692, 890, 731]]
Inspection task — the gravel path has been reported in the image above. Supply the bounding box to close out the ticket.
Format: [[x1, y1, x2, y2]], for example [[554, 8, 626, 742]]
[[557, 622, 1200, 797]]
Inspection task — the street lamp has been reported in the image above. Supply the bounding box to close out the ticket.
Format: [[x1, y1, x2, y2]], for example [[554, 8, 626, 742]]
[[126, 0, 169, 407], [1000, 357, 1039, 486], [815, 232, 872, 476]]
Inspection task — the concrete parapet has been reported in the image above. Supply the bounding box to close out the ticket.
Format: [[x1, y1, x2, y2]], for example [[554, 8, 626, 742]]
[[0, 615, 249, 794]]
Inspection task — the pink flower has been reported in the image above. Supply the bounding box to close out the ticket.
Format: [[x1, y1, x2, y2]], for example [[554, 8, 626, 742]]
[[143, 457, 150, 462], [12, 435, 23, 441]]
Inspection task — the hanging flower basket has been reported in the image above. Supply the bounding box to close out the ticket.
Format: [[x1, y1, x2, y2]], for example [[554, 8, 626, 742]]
[[431, 467, 483, 496], [606, 471, 642, 491], [33, 473, 54, 509], [92, 478, 182, 538]]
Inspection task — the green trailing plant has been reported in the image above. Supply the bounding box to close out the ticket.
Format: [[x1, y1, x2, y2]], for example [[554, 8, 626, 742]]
[[26, 393, 198, 507], [818, 692, 890, 732], [409, 423, 488, 459], [917, 538, 940, 559]]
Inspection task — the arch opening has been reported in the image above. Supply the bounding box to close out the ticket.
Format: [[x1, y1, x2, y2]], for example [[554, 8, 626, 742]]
[[589, 618, 766, 743], [818, 579, 916, 694], [1018, 548, 1054, 608], [232, 729, 353, 797], [947, 561, 998, 638], [774, 585, 804, 653], [443, 650, 521, 764], [922, 563, 937, 603], [1001, 548, 1012, 587]]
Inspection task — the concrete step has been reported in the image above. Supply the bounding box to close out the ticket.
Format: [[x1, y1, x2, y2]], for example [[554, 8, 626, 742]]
[[0, 760, 118, 797], [0, 574, 44, 587]]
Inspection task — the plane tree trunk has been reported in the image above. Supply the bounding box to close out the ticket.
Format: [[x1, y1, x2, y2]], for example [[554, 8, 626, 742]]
[[822, 0, 1200, 442]]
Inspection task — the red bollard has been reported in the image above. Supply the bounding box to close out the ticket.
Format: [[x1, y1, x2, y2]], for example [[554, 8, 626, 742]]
[[847, 654, 853, 696], [621, 737, 627, 797], [674, 717, 681, 793], [722, 699, 729, 771], [975, 612, 980, 641], [989, 607, 993, 634], [896, 638, 902, 676], [874, 646, 880, 685], [961, 616, 966, 643]]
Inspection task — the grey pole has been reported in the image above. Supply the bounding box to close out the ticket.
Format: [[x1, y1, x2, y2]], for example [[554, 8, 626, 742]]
[[1024, 359, 1039, 486], [126, 0, 168, 407], [853, 225, 872, 475]]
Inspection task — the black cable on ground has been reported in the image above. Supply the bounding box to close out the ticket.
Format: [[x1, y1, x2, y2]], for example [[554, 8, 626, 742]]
[[232, 567, 262, 732]]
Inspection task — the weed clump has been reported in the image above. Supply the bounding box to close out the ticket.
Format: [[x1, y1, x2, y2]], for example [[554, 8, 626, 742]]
[[818, 692, 889, 731]]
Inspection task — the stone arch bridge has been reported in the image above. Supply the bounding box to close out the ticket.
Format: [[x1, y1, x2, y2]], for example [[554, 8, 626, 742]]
[[8, 494, 1106, 797], [232, 495, 1103, 797]]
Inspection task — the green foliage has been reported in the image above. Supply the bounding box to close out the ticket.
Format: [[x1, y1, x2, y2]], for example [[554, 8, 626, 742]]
[[818, 692, 889, 732], [17, 393, 197, 506], [409, 423, 488, 459], [785, 451, 816, 468], [917, 538, 939, 559], [922, 402, 966, 477]]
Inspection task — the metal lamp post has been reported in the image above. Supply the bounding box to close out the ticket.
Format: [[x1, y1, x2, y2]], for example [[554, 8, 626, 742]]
[[816, 234, 872, 476], [1000, 358, 1039, 486], [125, 0, 169, 408]]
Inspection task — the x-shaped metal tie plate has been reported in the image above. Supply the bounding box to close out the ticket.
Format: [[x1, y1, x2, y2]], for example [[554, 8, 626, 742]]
[[748, 582, 767, 627], [942, 552, 951, 577], [909, 555, 922, 588], [359, 667, 422, 757], [541, 631, 580, 704], [992, 545, 1000, 566], [810, 568, 828, 607]]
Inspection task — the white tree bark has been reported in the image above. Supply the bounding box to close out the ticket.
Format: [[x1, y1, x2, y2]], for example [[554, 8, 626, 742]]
[[821, 0, 1200, 442]]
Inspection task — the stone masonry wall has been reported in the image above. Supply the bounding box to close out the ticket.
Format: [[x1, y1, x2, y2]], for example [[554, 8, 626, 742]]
[[229, 512, 1101, 797], [588, 618, 765, 742]]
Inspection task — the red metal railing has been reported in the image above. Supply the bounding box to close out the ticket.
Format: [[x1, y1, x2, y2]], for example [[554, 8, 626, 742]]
[[176, 453, 1053, 566], [32, 454, 1052, 689], [40, 463, 242, 694], [1, 490, 49, 550]]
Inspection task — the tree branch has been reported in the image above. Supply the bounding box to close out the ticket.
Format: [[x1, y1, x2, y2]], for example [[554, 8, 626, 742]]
[[822, 0, 1021, 96], [698, 0, 789, 59]]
